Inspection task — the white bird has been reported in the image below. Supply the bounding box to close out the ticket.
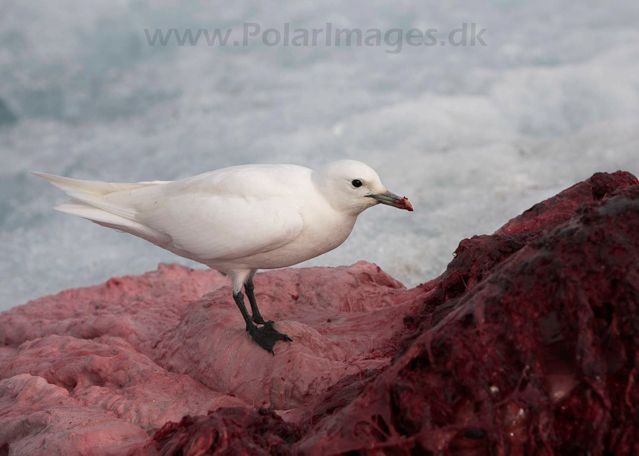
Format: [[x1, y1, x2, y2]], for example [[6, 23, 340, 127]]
[[33, 160, 413, 353]]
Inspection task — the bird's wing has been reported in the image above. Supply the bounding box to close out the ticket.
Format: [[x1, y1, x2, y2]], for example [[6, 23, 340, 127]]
[[136, 192, 304, 261], [122, 165, 309, 261], [36, 165, 309, 262]]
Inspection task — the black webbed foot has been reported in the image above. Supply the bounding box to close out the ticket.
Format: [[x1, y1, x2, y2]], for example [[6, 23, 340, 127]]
[[248, 322, 292, 355]]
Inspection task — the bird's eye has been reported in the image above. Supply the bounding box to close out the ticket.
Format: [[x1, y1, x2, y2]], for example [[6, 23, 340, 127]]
[[352, 179, 363, 188]]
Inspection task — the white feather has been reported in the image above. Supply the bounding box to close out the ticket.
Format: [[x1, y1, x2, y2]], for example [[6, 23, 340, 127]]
[[34, 161, 399, 293], [54, 200, 171, 245]]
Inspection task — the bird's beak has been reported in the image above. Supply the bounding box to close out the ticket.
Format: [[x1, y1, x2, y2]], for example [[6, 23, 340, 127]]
[[367, 191, 413, 211]]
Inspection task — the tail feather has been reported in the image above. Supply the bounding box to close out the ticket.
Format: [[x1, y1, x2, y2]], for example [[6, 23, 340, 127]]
[[31, 172, 169, 196], [54, 200, 170, 244], [33, 172, 172, 246]]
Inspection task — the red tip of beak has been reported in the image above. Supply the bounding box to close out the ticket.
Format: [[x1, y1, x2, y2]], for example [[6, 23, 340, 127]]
[[400, 197, 414, 212]]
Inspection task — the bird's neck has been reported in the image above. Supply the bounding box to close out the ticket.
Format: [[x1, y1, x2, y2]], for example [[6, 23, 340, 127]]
[[311, 171, 368, 217]]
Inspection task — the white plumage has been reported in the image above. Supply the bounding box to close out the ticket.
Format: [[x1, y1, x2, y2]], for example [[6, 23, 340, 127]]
[[34, 160, 412, 353]]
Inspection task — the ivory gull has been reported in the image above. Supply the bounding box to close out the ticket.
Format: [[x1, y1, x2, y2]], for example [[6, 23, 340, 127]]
[[33, 160, 413, 353]]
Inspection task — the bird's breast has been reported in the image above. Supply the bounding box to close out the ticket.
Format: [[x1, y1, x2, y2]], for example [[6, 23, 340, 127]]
[[228, 209, 356, 270], [298, 213, 356, 257]]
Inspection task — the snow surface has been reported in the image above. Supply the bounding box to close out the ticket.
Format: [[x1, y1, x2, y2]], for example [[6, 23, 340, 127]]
[[1, 0, 638, 310]]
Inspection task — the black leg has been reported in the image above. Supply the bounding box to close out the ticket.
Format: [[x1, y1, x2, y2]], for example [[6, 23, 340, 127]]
[[233, 291, 255, 332], [232, 291, 292, 355], [245, 279, 273, 325]]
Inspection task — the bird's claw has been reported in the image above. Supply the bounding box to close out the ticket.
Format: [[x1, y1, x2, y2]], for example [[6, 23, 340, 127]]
[[248, 322, 292, 354]]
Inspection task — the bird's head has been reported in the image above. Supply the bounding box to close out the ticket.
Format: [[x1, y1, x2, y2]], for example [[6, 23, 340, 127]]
[[313, 160, 413, 216]]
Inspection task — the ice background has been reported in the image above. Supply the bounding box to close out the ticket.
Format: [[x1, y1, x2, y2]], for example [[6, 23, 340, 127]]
[[1, 0, 638, 310]]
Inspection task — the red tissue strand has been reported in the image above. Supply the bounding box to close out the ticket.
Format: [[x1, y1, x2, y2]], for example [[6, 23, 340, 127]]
[[146, 408, 301, 456]]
